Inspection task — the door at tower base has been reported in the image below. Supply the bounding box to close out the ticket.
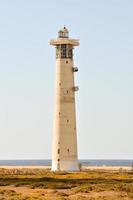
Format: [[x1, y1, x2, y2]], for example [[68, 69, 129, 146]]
[[52, 160, 79, 171]]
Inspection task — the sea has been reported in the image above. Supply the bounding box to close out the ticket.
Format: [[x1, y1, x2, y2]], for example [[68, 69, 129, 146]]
[[0, 160, 132, 167]]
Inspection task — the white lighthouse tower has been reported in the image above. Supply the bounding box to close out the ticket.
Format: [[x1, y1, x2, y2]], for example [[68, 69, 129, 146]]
[[50, 27, 79, 171]]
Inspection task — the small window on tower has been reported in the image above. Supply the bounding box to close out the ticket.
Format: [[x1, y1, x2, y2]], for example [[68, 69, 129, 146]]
[[68, 45, 73, 58], [57, 149, 60, 154], [61, 44, 67, 58]]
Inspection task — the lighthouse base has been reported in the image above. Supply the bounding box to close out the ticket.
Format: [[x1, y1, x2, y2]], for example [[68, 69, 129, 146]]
[[51, 160, 79, 172]]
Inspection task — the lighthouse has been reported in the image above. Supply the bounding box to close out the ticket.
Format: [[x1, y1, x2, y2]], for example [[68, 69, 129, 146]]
[[50, 27, 79, 171]]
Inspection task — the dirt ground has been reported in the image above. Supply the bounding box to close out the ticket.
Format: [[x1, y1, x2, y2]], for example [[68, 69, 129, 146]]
[[0, 167, 133, 199]]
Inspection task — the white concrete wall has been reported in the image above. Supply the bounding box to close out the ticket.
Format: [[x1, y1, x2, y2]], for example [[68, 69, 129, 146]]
[[52, 58, 79, 171]]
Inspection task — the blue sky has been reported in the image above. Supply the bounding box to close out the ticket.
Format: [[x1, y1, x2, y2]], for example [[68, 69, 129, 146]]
[[0, 0, 133, 159]]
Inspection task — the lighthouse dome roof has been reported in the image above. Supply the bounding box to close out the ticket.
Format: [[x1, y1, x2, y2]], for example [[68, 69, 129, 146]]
[[58, 26, 69, 38]]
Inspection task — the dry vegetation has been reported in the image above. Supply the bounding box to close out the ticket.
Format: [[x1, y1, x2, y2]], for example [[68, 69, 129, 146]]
[[0, 168, 133, 199]]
